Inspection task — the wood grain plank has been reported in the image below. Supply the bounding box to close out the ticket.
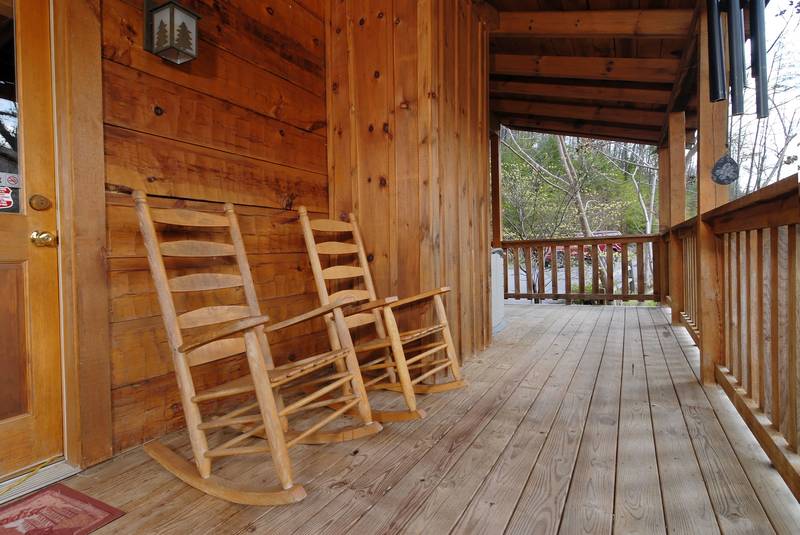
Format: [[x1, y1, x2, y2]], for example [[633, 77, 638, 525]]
[[559, 309, 624, 534], [613, 308, 666, 534], [639, 308, 721, 534], [103, 61, 326, 175]]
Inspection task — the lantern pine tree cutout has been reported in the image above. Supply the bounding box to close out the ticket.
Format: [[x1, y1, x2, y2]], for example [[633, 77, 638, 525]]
[[175, 21, 193, 52], [155, 19, 169, 50]]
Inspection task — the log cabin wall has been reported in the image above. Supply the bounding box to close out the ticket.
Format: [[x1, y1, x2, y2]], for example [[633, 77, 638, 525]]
[[101, 0, 330, 453], [327, 0, 491, 359]]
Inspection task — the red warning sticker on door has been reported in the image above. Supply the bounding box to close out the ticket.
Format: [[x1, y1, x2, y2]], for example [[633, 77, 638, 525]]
[[0, 186, 13, 209]]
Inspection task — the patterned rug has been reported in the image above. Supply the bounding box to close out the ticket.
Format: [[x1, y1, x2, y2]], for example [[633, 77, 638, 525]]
[[0, 484, 123, 534]]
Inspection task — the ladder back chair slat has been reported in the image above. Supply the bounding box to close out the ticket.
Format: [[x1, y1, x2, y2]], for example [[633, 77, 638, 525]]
[[150, 207, 230, 227], [169, 273, 244, 292], [160, 240, 237, 257]]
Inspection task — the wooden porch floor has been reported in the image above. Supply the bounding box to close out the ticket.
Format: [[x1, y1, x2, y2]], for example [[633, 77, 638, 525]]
[[64, 304, 800, 534]]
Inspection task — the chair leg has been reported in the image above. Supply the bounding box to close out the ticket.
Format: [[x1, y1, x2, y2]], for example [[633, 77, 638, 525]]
[[371, 309, 397, 383], [244, 330, 294, 490], [172, 352, 212, 478], [433, 294, 463, 381], [325, 315, 353, 397], [332, 308, 374, 425], [256, 328, 289, 432], [382, 307, 417, 412]]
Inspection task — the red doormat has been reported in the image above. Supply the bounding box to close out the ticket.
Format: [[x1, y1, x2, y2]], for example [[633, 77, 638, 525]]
[[0, 484, 123, 534]]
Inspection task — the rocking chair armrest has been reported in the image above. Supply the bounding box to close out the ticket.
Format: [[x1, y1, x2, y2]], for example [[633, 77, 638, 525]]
[[342, 296, 399, 315], [264, 298, 356, 333], [179, 315, 272, 353], [387, 287, 451, 309]]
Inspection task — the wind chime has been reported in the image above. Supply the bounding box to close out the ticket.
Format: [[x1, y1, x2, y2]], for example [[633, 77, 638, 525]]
[[706, 0, 769, 184]]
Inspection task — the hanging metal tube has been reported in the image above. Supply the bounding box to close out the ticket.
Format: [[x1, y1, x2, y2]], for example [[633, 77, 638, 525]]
[[728, 0, 746, 115], [751, 0, 769, 118], [706, 0, 727, 102]]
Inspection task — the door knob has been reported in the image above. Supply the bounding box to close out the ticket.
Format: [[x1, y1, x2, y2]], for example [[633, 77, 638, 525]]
[[30, 230, 58, 247]]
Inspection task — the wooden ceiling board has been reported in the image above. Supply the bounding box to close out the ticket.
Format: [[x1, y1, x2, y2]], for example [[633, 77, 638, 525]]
[[485, 0, 697, 142]]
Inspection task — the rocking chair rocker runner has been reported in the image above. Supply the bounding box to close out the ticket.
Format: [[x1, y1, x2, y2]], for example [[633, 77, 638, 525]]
[[297, 206, 466, 423], [133, 191, 381, 506]]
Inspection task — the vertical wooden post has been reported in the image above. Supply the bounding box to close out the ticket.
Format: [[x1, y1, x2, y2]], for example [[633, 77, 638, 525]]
[[657, 147, 670, 303], [490, 131, 502, 247], [668, 111, 686, 323], [696, 4, 728, 383], [658, 147, 670, 234]]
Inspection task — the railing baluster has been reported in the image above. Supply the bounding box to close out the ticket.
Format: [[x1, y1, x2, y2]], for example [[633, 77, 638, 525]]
[[503, 246, 509, 298], [537, 245, 545, 300], [551, 246, 558, 296], [770, 227, 780, 427], [564, 245, 572, 300], [636, 242, 645, 296], [606, 243, 614, 300], [787, 224, 797, 451], [525, 246, 533, 299], [723, 233, 731, 370], [513, 247, 521, 298], [591, 244, 599, 295], [757, 228, 765, 411], [578, 244, 585, 296], [733, 231, 741, 382], [746, 230, 754, 398], [621, 243, 629, 298], [653, 239, 660, 299]]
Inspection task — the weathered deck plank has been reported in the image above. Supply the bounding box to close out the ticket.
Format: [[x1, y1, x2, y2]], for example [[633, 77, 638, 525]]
[[613, 308, 666, 534]]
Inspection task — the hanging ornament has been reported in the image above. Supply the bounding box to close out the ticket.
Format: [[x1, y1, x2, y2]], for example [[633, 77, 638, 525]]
[[711, 154, 739, 185]]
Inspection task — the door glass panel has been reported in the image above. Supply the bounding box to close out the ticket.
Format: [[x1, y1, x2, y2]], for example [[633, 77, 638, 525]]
[[0, 262, 27, 419], [0, 1, 19, 214]]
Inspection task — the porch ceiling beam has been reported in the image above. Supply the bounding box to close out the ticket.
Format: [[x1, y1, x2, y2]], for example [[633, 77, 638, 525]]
[[493, 9, 694, 39], [491, 99, 665, 127], [491, 54, 680, 83], [659, 7, 700, 145], [490, 80, 671, 105], [500, 115, 661, 145]]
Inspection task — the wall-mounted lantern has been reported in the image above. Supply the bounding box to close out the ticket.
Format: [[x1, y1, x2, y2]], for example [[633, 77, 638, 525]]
[[144, 1, 200, 65]]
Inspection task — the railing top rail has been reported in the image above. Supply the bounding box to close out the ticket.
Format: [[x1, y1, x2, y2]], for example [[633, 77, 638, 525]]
[[500, 233, 659, 247], [702, 173, 798, 223], [701, 174, 799, 234], [671, 215, 698, 235]]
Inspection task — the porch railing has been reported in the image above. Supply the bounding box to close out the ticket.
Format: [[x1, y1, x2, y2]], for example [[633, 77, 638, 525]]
[[700, 175, 800, 497], [501, 234, 662, 303]]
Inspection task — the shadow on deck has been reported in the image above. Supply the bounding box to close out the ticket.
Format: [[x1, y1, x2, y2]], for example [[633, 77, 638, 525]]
[[64, 304, 800, 534]]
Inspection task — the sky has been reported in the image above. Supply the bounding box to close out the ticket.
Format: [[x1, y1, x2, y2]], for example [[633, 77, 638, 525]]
[[735, 0, 800, 182]]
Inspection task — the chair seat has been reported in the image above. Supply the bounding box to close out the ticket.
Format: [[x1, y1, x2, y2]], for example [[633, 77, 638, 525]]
[[191, 348, 350, 402], [269, 347, 351, 384], [354, 323, 447, 353]]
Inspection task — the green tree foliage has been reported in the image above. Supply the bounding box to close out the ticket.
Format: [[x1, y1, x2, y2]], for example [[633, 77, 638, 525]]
[[501, 129, 658, 240]]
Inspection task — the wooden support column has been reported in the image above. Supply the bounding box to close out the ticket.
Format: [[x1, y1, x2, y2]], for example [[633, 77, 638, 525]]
[[668, 112, 687, 324], [696, 4, 728, 383], [657, 147, 670, 304], [490, 131, 502, 247]]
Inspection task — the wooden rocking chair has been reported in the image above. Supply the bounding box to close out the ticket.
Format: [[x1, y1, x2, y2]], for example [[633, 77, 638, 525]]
[[297, 206, 466, 422], [133, 191, 381, 506]]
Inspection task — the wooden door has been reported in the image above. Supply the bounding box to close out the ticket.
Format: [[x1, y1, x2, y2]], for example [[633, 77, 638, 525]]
[[0, 0, 63, 479]]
